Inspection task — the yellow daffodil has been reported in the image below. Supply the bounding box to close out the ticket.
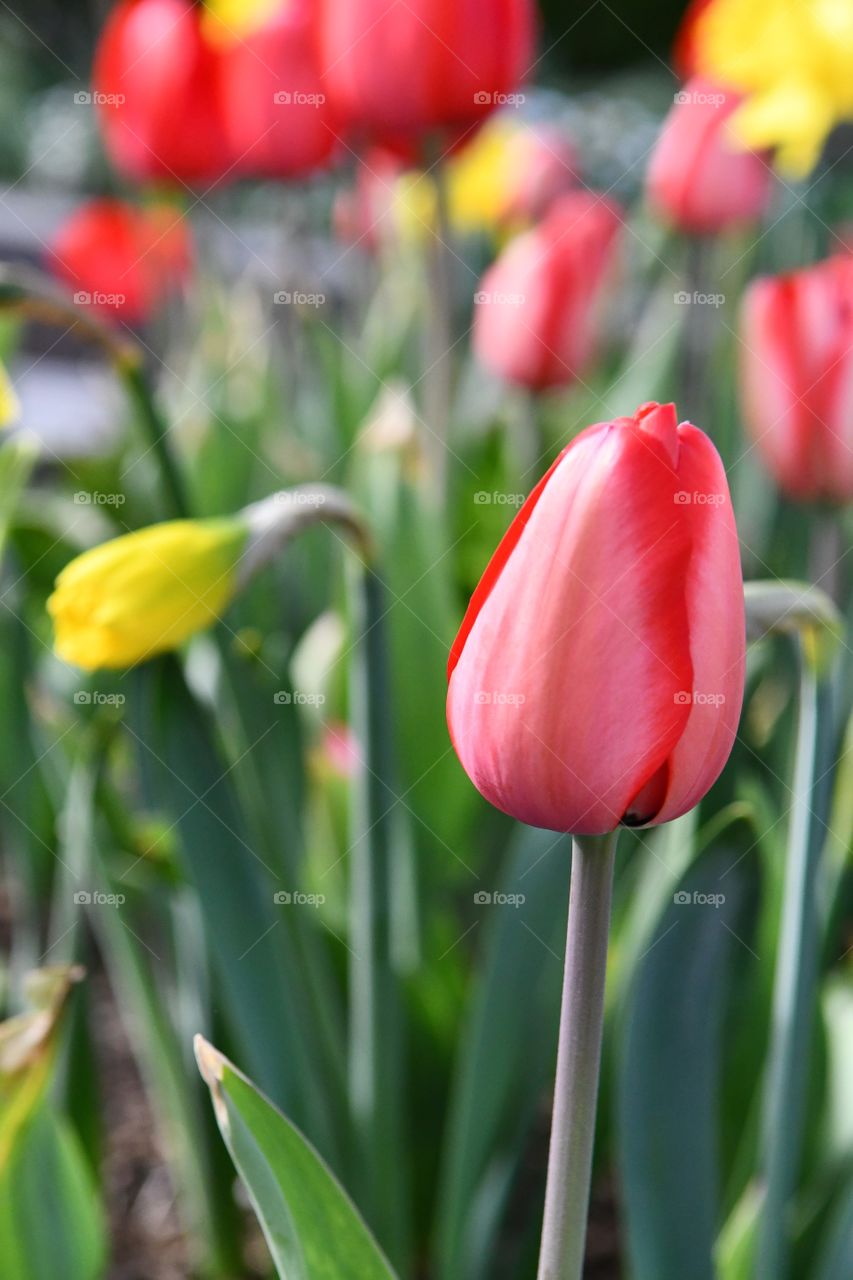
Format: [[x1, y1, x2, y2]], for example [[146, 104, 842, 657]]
[[693, 0, 853, 175], [0, 362, 20, 429], [48, 518, 248, 671], [201, 0, 281, 44]]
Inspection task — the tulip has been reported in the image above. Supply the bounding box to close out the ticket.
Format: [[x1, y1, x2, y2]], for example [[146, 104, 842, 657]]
[[49, 199, 191, 324], [209, 0, 336, 180], [447, 401, 745, 835], [316, 0, 536, 142], [646, 77, 773, 235], [94, 0, 227, 185], [472, 192, 623, 391], [739, 255, 853, 503], [49, 518, 249, 670]]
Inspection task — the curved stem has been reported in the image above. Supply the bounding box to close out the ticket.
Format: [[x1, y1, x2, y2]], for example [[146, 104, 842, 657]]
[[537, 828, 619, 1280], [120, 359, 189, 519]]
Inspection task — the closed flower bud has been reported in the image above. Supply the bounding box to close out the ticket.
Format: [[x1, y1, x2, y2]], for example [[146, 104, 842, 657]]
[[316, 0, 536, 143], [447, 402, 745, 835], [473, 192, 622, 391], [739, 254, 853, 503], [646, 77, 772, 235], [49, 518, 249, 671]]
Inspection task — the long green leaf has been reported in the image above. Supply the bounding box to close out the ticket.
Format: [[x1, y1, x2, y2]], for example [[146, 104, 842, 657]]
[[195, 1037, 398, 1280]]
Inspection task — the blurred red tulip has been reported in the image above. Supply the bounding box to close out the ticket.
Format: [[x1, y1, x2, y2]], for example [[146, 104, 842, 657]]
[[316, 0, 536, 142], [447, 401, 745, 835], [740, 255, 853, 503], [646, 77, 772, 235], [94, 0, 227, 185], [499, 124, 578, 225], [49, 199, 191, 323], [214, 0, 336, 179], [472, 191, 622, 390], [94, 0, 334, 185]]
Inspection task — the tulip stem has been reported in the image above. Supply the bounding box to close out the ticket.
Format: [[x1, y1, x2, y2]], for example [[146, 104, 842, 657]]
[[757, 648, 831, 1280], [537, 828, 618, 1280], [120, 358, 190, 519], [423, 152, 454, 497]]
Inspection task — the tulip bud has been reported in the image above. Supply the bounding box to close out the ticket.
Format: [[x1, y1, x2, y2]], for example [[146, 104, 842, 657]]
[[739, 255, 853, 503], [473, 192, 622, 391], [447, 402, 745, 834], [49, 200, 191, 324], [49, 487, 368, 671], [646, 78, 772, 235], [94, 0, 228, 185], [315, 0, 536, 143]]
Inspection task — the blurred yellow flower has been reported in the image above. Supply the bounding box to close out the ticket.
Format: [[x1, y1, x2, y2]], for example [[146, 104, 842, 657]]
[[49, 518, 248, 671], [0, 362, 20, 429], [694, 0, 853, 175], [393, 118, 576, 240], [202, 0, 281, 43]]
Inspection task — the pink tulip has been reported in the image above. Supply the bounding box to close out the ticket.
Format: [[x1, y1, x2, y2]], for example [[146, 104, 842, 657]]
[[472, 192, 623, 390], [646, 77, 772, 234], [740, 255, 853, 502], [315, 0, 536, 143], [447, 402, 745, 835]]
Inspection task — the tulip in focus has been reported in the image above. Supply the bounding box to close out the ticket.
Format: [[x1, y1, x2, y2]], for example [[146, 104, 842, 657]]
[[740, 255, 853, 503], [473, 192, 622, 390], [316, 0, 536, 143], [646, 78, 772, 235], [49, 518, 248, 670], [49, 200, 191, 324], [447, 401, 745, 834]]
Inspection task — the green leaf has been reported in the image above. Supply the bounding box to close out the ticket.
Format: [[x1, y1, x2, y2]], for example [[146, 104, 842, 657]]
[[0, 1105, 105, 1280], [617, 848, 747, 1280], [195, 1037, 398, 1280]]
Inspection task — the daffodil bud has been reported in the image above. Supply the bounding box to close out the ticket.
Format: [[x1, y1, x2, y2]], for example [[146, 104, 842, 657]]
[[49, 486, 368, 672]]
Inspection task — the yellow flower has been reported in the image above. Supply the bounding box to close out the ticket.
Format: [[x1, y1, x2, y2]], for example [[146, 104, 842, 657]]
[[49, 518, 248, 671], [0, 362, 20, 429], [694, 0, 853, 175], [201, 0, 281, 44]]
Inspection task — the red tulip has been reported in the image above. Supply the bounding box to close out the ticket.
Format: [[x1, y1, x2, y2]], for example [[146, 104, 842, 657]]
[[740, 255, 853, 502], [472, 192, 622, 390], [315, 0, 536, 142], [214, 0, 336, 179], [447, 401, 745, 835], [49, 199, 191, 323], [94, 0, 227, 185], [646, 77, 772, 235]]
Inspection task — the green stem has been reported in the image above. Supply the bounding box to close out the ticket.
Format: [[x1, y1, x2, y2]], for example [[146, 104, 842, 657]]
[[348, 562, 409, 1267], [423, 154, 454, 498], [119, 358, 189, 519], [537, 829, 618, 1280], [757, 650, 829, 1279]]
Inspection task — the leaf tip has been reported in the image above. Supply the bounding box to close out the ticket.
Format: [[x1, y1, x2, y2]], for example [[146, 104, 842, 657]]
[[193, 1034, 229, 1130]]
